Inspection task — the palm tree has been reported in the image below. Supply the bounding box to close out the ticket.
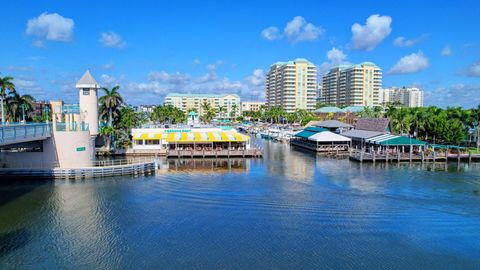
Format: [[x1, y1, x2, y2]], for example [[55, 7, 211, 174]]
[[0, 76, 16, 124], [99, 86, 123, 127], [230, 104, 238, 119], [217, 106, 227, 119], [201, 101, 211, 117], [7, 92, 34, 122]]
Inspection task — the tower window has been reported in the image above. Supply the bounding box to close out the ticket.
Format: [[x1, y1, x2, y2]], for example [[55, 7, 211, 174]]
[[83, 89, 90, 95]]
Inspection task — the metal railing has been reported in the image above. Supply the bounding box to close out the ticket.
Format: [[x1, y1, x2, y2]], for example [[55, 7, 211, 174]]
[[0, 123, 52, 145], [55, 122, 89, 132]]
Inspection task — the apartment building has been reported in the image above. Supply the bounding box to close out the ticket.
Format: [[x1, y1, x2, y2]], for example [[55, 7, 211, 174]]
[[164, 93, 241, 118], [240, 101, 265, 113], [322, 62, 382, 107], [265, 58, 317, 112], [379, 87, 424, 107]]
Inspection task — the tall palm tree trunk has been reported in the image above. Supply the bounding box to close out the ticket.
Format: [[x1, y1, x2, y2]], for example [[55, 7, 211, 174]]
[[1, 96, 4, 124]]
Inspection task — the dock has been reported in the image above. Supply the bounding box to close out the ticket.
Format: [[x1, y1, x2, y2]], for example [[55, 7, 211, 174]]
[[347, 149, 480, 163], [0, 158, 158, 179]]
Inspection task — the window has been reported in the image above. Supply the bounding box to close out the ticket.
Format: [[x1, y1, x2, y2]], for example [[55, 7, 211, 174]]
[[83, 89, 90, 95]]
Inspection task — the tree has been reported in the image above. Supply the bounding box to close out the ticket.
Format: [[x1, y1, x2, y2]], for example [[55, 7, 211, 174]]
[[230, 103, 238, 119], [217, 105, 227, 119], [6, 92, 34, 122], [99, 86, 123, 127], [0, 76, 16, 124], [150, 105, 186, 124], [100, 126, 116, 150]]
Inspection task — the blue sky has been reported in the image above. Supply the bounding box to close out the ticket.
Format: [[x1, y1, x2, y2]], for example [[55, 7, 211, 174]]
[[1, 0, 479, 107]]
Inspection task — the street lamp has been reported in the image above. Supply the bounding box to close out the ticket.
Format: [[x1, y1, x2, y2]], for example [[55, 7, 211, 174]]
[[20, 103, 28, 123]]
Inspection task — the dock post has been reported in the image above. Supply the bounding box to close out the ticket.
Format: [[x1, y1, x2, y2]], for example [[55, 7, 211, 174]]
[[360, 150, 364, 163], [397, 151, 401, 163], [433, 151, 436, 163], [421, 151, 424, 163], [458, 151, 461, 163], [386, 150, 389, 163], [469, 151, 472, 163], [372, 150, 376, 163]]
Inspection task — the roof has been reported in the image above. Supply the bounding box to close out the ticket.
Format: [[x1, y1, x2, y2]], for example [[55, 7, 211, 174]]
[[133, 131, 249, 143], [314, 106, 344, 113], [355, 118, 391, 132], [341, 129, 384, 140], [294, 126, 328, 139], [313, 120, 353, 129], [165, 93, 240, 98], [367, 134, 427, 146], [76, 70, 99, 88], [342, 106, 365, 113], [308, 131, 351, 142]]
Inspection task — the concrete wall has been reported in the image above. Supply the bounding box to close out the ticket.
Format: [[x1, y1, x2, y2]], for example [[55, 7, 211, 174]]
[[0, 130, 94, 168], [79, 88, 99, 136]]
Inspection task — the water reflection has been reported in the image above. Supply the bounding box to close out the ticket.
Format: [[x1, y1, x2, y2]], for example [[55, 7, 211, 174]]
[[0, 139, 480, 269]]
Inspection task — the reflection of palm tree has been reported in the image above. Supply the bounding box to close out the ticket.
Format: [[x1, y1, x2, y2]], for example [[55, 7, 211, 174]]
[[0, 76, 16, 124]]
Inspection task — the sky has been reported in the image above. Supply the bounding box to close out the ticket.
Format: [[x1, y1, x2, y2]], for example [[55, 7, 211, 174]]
[[1, 0, 479, 107]]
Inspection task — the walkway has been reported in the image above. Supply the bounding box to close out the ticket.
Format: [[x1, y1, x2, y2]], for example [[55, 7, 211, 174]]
[[0, 123, 52, 146]]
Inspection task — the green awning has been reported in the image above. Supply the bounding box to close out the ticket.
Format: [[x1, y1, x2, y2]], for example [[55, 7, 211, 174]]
[[378, 136, 427, 146], [295, 127, 328, 139], [295, 130, 318, 139]]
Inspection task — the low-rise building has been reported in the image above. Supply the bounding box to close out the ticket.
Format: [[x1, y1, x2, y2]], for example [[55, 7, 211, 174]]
[[241, 101, 265, 113], [164, 93, 240, 118]]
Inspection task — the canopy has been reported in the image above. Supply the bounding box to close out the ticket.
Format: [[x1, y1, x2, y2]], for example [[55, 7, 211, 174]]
[[367, 134, 426, 146], [133, 131, 249, 143], [294, 126, 328, 139], [308, 131, 351, 142]]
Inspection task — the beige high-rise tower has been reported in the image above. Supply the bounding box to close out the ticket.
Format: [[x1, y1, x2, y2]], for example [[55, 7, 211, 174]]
[[265, 58, 317, 113], [76, 70, 99, 137]]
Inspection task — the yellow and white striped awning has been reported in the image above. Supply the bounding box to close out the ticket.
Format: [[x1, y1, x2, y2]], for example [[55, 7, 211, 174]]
[[133, 132, 249, 142]]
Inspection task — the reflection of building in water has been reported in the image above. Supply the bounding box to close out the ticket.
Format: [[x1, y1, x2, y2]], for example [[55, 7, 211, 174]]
[[166, 158, 249, 173], [264, 141, 315, 181]]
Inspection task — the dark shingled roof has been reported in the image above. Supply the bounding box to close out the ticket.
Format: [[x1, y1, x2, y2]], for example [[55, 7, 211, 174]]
[[355, 118, 391, 132]]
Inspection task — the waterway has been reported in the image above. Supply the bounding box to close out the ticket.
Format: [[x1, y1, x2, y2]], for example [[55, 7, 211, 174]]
[[1, 139, 480, 269]]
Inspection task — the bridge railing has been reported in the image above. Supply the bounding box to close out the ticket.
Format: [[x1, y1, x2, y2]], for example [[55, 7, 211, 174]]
[[0, 123, 52, 144]]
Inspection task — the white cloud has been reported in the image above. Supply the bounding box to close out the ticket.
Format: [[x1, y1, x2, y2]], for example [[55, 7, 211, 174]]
[[261, 16, 324, 43], [100, 74, 120, 87], [351, 14, 392, 51], [25, 13, 75, 44], [261, 26, 280, 41], [464, 61, 480, 77], [284, 16, 324, 43], [148, 71, 191, 85], [193, 59, 201, 65], [206, 60, 224, 71], [393, 35, 426, 47], [388, 51, 430, 75], [122, 67, 267, 104], [318, 47, 351, 75], [99, 31, 126, 48], [102, 63, 114, 70], [7, 66, 33, 71], [426, 84, 480, 108], [441, 45, 452, 56]]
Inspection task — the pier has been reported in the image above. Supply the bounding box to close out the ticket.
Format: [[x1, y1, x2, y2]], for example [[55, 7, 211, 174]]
[[167, 148, 262, 158], [0, 158, 158, 179]]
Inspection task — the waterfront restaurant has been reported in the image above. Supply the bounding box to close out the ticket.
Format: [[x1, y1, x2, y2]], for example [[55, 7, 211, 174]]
[[290, 126, 351, 152], [131, 127, 251, 153], [365, 134, 427, 153]]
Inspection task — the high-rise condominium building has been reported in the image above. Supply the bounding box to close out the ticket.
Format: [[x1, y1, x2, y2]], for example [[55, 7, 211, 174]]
[[322, 62, 382, 107], [265, 58, 317, 112], [240, 101, 265, 113], [164, 93, 241, 118], [379, 87, 424, 107]]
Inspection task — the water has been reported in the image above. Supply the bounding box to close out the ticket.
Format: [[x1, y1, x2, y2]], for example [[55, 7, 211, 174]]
[[1, 139, 480, 269]]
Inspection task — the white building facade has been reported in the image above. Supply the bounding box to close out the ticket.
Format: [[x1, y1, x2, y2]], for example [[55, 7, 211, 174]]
[[240, 101, 265, 113], [265, 58, 317, 112], [379, 87, 424, 107], [164, 93, 241, 118]]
